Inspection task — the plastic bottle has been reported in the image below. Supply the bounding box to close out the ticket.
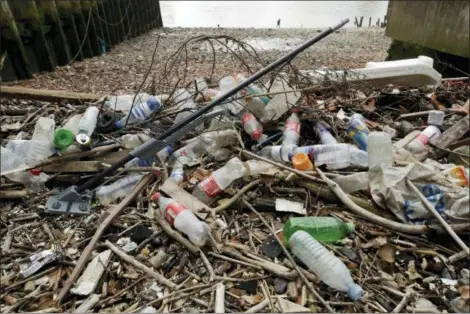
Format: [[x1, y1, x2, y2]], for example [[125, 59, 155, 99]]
[[244, 160, 274, 176], [284, 217, 355, 244], [54, 114, 82, 149], [235, 74, 270, 105], [95, 173, 144, 205], [314, 122, 338, 145], [75, 106, 100, 146], [259, 145, 297, 163], [295, 144, 368, 169], [405, 125, 441, 154], [427, 110, 445, 127], [115, 96, 162, 128], [173, 89, 202, 130], [62, 114, 82, 135], [151, 192, 210, 246], [27, 116, 55, 165], [347, 113, 369, 151], [192, 157, 247, 204], [332, 172, 369, 194], [292, 153, 313, 170], [367, 131, 393, 168], [241, 113, 263, 141], [1, 147, 48, 192], [289, 231, 363, 300], [282, 110, 300, 146], [169, 160, 186, 184]]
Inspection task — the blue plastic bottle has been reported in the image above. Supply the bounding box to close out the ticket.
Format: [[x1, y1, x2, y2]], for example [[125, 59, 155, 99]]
[[115, 96, 162, 128]]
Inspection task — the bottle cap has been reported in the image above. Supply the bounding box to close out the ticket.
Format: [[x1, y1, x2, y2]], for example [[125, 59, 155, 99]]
[[291, 108, 299, 113], [54, 129, 75, 149], [29, 168, 42, 176], [347, 283, 363, 301], [115, 120, 123, 129], [346, 222, 355, 233], [150, 192, 161, 201], [75, 132, 91, 145], [252, 130, 262, 141], [292, 153, 314, 171]]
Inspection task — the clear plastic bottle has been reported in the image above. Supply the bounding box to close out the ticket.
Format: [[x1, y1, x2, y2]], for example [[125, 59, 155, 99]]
[[173, 89, 202, 130], [406, 125, 441, 154], [115, 96, 162, 128], [27, 116, 55, 165], [1, 147, 48, 192], [61, 114, 82, 135], [95, 173, 144, 205], [367, 131, 393, 168], [241, 113, 263, 141], [282, 109, 300, 146], [192, 157, 247, 204], [314, 122, 338, 145], [76, 106, 100, 145], [235, 74, 270, 105], [151, 192, 210, 246], [244, 160, 274, 176], [289, 231, 363, 300], [169, 160, 186, 184], [296, 144, 368, 169], [347, 113, 369, 151], [259, 145, 297, 163]]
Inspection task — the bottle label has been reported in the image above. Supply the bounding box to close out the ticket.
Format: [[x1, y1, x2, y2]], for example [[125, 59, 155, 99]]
[[241, 113, 255, 126], [415, 134, 430, 146], [200, 175, 223, 197], [284, 121, 300, 133], [164, 202, 187, 225]]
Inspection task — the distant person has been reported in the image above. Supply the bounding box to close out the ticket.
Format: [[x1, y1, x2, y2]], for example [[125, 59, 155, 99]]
[[277, 19, 281, 28], [217, 24, 220, 28]]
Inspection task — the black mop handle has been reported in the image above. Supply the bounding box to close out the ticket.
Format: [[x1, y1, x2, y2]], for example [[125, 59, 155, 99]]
[[77, 19, 349, 193]]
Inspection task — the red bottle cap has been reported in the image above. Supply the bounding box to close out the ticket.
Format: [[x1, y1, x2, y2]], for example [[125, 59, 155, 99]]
[[252, 130, 262, 140], [291, 108, 299, 113], [29, 168, 42, 176], [150, 192, 161, 201]]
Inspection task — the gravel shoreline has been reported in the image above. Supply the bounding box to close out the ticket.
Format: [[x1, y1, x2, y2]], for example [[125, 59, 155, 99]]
[[7, 27, 391, 94]]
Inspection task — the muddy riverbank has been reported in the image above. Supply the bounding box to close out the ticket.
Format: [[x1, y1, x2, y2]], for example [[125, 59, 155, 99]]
[[7, 27, 391, 94]]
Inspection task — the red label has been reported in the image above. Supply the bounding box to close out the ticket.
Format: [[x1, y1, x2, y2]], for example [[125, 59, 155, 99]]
[[241, 113, 255, 126], [200, 175, 223, 197], [284, 121, 300, 133], [415, 134, 430, 146], [164, 202, 187, 225]]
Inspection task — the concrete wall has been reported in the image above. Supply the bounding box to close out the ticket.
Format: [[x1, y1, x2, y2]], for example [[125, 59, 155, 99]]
[[386, 0, 469, 57]]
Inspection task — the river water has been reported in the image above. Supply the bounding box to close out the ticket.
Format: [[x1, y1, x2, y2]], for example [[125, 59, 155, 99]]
[[161, 1, 389, 28]]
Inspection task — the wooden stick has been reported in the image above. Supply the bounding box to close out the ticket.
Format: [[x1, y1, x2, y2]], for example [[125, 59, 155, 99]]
[[447, 250, 469, 264], [104, 240, 176, 289], [0, 190, 30, 199], [407, 179, 469, 254], [245, 298, 270, 313], [392, 290, 414, 313], [56, 173, 154, 303], [243, 199, 336, 313], [214, 283, 225, 313], [200, 250, 215, 282]]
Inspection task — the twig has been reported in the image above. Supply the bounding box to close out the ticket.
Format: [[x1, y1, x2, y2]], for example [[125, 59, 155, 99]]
[[62, 218, 83, 248], [392, 290, 414, 313], [236, 148, 323, 183], [154, 211, 200, 254], [245, 298, 270, 313], [447, 250, 469, 264], [200, 250, 216, 282], [56, 174, 154, 303], [214, 282, 225, 313], [104, 240, 176, 289], [407, 179, 469, 254], [208, 252, 262, 270], [202, 179, 261, 218]]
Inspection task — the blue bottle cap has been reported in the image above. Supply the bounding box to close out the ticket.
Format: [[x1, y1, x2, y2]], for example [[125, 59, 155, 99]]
[[115, 120, 123, 129], [166, 146, 173, 155]]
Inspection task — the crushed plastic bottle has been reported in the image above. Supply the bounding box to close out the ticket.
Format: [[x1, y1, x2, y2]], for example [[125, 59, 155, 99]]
[[241, 113, 263, 141], [284, 217, 355, 244], [173, 89, 202, 130], [27, 116, 55, 165], [367, 131, 393, 168], [95, 173, 144, 205], [289, 230, 363, 300], [192, 157, 247, 204], [282, 109, 300, 146], [347, 113, 369, 151], [259, 144, 297, 163], [151, 192, 210, 246], [331, 172, 369, 194], [115, 96, 162, 128], [1, 147, 49, 192], [314, 122, 338, 145], [406, 125, 441, 154], [244, 160, 275, 176], [296, 144, 368, 169], [76, 106, 100, 146]]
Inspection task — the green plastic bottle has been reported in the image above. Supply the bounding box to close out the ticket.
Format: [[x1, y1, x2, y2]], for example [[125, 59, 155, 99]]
[[283, 217, 355, 245]]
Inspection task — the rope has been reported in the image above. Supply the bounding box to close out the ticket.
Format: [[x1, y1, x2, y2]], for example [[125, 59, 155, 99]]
[[92, 0, 132, 27], [67, 9, 93, 65]]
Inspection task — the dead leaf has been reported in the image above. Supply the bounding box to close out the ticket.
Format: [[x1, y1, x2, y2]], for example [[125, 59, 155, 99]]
[[378, 244, 395, 263], [405, 260, 422, 281], [458, 285, 470, 300], [399, 105, 409, 114], [361, 236, 387, 249], [365, 119, 381, 129]]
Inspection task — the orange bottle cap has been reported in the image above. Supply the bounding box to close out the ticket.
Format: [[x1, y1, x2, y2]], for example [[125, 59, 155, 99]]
[[292, 153, 313, 171]]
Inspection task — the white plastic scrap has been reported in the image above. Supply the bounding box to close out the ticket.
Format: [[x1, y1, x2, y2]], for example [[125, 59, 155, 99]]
[[20, 245, 63, 278]]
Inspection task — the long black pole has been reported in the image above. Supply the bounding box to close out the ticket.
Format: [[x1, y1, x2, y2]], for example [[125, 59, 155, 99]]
[[77, 19, 349, 192]]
